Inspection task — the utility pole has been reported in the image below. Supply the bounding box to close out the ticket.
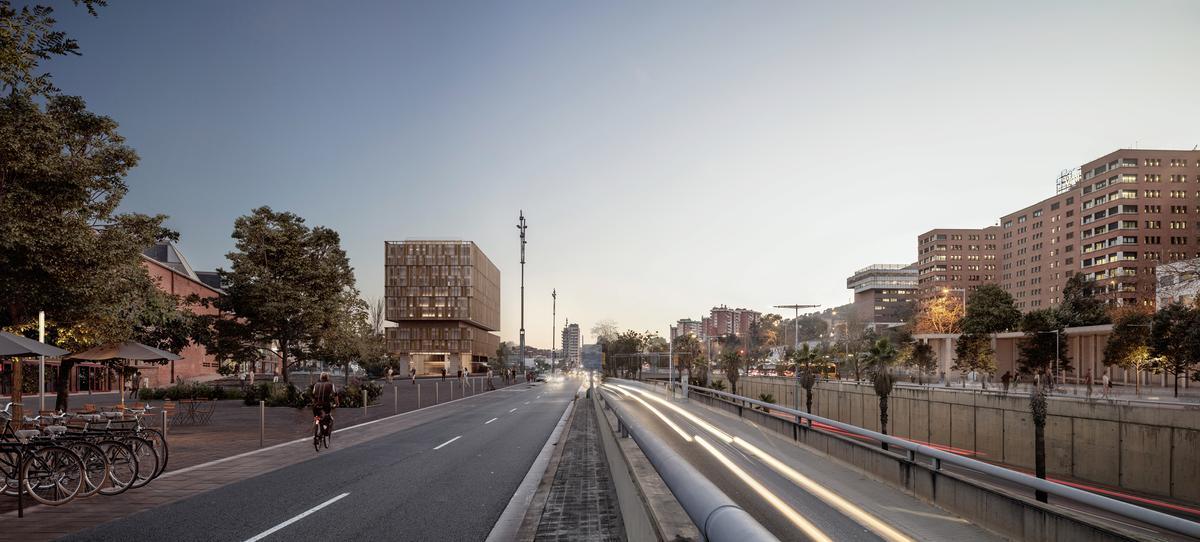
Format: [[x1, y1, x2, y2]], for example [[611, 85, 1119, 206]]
[[551, 289, 556, 376], [517, 212, 527, 372]]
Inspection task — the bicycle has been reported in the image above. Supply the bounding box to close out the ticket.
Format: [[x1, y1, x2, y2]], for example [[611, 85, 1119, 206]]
[[0, 403, 85, 507], [122, 406, 169, 477], [20, 410, 139, 498], [313, 405, 333, 452]]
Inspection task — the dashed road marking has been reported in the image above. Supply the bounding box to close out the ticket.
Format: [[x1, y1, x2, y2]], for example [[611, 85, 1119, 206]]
[[485, 418, 498, 424], [433, 436, 461, 450]]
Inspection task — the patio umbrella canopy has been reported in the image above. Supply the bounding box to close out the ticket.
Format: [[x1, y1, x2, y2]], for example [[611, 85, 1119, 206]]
[[0, 331, 70, 357], [68, 341, 181, 362]]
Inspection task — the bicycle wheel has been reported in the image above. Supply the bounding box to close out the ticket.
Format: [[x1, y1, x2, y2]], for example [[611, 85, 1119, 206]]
[[0, 448, 20, 497], [22, 445, 84, 506], [137, 428, 168, 478], [65, 441, 108, 498], [97, 440, 137, 496], [124, 436, 158, 489]]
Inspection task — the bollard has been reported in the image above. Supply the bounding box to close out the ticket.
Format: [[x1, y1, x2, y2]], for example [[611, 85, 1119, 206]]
[[436, 382, 439, 404], [162, 409, 168, 440], [418, 383, 421, 408], [363, 389, 368, 416], [394, 385, 398, 414], [259, 400, 265, 448]]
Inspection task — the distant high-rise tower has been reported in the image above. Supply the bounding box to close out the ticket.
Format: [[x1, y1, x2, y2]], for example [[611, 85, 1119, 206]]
[[561, 322, 581, 367]]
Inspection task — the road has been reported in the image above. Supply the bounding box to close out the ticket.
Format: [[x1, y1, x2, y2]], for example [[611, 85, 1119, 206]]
[[600, 380, 1002, 542], [64, 377, 581, 542]]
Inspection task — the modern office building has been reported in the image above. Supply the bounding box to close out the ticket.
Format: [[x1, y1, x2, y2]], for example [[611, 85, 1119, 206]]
[[846, 263, 919, 330], [918, 149, 1200, 310], [384, 240, 500, 375], [561, 322, 581, 367]]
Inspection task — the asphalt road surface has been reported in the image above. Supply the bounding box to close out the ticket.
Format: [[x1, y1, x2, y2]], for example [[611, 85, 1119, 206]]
[[65, 377, 581, 542]]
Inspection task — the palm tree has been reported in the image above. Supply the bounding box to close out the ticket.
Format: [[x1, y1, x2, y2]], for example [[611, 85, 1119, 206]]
[[867, 338, 898, 449]]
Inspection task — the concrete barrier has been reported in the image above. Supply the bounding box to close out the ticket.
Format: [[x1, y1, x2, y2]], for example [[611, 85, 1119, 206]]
[[686, 389, 1154, 542], [721, 375, 1200, 505]]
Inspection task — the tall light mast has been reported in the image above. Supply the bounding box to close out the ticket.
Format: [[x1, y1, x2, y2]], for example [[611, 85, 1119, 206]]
[[517, 212, 527, 371]]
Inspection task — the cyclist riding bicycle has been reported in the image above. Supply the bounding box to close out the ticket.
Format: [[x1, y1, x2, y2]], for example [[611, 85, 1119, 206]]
[[311, 372, 336, 450]]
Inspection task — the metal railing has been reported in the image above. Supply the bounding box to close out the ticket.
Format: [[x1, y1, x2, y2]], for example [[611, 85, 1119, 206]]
[[597, 385, 779, 542], [660, 380, 1200, 540]]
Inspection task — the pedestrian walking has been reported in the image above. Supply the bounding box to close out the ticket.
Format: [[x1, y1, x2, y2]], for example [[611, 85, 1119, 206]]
[[441, 367, 447, 381], [1084, 368, 1093, 398], [386, 367, 394, 385], [1102, 371, 1111, 398], [410, 368, 417, 385], [1001, 371, 1012, 394]]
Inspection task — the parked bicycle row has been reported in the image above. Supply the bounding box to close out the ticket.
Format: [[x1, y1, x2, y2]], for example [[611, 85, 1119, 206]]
[[1, 402, 168, 510]]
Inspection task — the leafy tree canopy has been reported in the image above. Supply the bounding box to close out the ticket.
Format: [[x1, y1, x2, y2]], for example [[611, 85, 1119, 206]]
[[961, 284, 1020, 334], [1017, 308, 1071, 375], [1058, 273, 1110, 327], [203, 207, 360, 382]]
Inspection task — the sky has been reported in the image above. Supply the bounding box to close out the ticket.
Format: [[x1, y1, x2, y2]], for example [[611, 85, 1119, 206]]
[[47, 0, 1200, 346]]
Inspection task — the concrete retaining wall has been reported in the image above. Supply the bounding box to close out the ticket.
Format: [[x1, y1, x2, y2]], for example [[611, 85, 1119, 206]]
[[719, 375, 1200, 504], [687, 390, 1150, 542]]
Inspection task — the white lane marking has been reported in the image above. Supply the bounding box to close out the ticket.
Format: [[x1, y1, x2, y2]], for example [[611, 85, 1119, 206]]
[[524, 401, 530, 405], [244, 492, 349, 542], [433, 436, 461, 450], [485, 418, 498, 425], [509, 408, 517, 413]]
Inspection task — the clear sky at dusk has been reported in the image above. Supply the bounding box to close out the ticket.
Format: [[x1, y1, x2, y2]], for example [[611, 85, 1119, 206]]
[[48, 1, 1200, 346]]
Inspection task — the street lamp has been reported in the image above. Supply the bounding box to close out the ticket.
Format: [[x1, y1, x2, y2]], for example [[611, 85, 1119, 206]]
[[942, 287, 967, 308]]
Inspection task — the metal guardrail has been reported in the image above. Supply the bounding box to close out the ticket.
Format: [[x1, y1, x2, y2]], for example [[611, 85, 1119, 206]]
[[597, 385, 779, 542], [664, 380, 1200, 540]]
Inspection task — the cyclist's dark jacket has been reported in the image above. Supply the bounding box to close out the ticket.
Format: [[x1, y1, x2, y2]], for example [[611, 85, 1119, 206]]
[[312, 381, 335, 407]]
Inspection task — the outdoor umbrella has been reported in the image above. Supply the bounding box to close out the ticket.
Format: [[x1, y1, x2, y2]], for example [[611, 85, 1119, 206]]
[[2, 331, 71, 415], [0, 331, 69, 357], [69, 341, 181, 408]]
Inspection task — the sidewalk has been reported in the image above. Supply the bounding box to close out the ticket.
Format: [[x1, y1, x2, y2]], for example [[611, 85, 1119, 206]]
[[524, 395, 625, 541]]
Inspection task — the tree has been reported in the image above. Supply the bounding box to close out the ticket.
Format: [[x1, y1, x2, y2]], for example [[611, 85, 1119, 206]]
[[591, 319, 619, 346], [644, 334, 669, 353], [672, 333, 703, 383], [1018, 309, 1070, 381], [1058, 273, 1110, 327], [719, 349, 744, 395], [0, 1, 186, 411], [1031, 380, 1049, 502], [1149, 303, 1199, 398], [493, 342, 514, 374], [873, 370, 896, 450], [912, 296, 963, 334], [908, 341, 937, 384], [784, 315, 829, 344], [961, 284, 1020, 334], [203, 207, 360, 383], [1103, 308, 1154, 396], [953, 334, 996, 387], [605, 330, 645, 378], [309, 296, 372, 385], [865, 338, 898, 375]]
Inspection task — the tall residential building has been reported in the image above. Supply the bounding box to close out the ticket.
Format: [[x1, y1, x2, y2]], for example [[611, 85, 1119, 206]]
[[918, 149, 1200, 310], [705, 305, 760, 337], [846, 263, 919, 331], [561, 322, 581, 367], [916, 227, 1000, 302], [670, 318, 705, 341], [384, 240, 500, 375]]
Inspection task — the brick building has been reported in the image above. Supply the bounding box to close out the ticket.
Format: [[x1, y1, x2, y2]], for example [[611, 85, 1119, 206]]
[[918, 149, 1200, 311], [139, 242, 224, 387], [705, 305, 760, 337]]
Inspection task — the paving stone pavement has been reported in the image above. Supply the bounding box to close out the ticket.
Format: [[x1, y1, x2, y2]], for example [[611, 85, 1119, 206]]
[[534, 398, 625, 542]]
